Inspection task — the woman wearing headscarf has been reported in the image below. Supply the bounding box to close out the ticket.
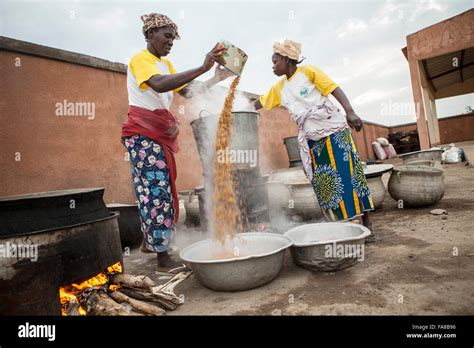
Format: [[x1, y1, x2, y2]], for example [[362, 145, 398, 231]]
[[122, 13, 234, 268], [254, 39, 376, 242]]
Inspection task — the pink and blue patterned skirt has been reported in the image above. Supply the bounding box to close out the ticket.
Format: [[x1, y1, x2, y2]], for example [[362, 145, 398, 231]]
[[124, 134, 175, 252]]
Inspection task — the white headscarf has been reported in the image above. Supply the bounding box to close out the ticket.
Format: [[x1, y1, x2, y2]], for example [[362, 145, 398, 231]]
[[273, 39, 302, 60]]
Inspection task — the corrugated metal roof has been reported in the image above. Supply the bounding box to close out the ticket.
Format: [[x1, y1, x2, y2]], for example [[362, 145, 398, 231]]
[[422, 47, 474, 92]]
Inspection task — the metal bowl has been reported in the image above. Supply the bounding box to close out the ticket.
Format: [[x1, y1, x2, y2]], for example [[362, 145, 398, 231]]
[[179, 232, 292, 291], [399, 149, 443, 163], [388, 165, 445, 207], [284, 223, 371, 272]]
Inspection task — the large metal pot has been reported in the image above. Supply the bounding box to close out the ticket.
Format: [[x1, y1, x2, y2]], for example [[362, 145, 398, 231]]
[[0, 212, 122, 315], [190, 110, 259, 178], [178, 190, 200, 226], [286, 179, 322, 219], [269, 167, 306, 182], [179, 233, 292, 291], [363, 164, 393, 209], [399, 149, 443, 163], [388, 165, 445, 207], [194, 185, 210, 233], [366, 177, 385, 208], [267, 180, 291, 212], [267, 168, 319, 223], [106, 203, 141, 249], [0, 188, 109, 237], [403, 159, 443, 170], [232, 168, 270, 224], [283, 136, 302, 167], [285, 223, 371, 272]]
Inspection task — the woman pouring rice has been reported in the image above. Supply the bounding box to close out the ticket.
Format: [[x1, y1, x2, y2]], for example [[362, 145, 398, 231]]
[[122, 13, 234, 269], [254, 39, 376, 242]]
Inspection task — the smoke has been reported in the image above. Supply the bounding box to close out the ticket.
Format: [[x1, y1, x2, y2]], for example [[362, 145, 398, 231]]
[[232, 91, 256, 112], [187, 84, 257, 120], [171, 224, 211, 252]]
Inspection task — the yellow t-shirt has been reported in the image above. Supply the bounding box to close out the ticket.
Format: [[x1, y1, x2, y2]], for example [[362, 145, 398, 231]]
[[260, 65, 347, 141], [127, 49, 186, 111], [260, 65, 348, 179], [260, 65, 338, 111]]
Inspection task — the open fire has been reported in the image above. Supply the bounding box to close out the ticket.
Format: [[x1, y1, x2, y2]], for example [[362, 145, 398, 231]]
[[59, 262, 191, 316], [59, 262, 122, 316]]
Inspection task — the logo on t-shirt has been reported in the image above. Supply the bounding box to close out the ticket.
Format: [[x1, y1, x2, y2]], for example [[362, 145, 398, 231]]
[[300, 87, 309, 97]]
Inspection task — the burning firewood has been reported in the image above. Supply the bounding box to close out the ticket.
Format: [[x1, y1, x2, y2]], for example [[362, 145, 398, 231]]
[[64, 300, 82, 316], [110, 274, 155, 290], [85, 289, 142, 316], [109, 290, 166, 316], [60, 261, 192, 316]]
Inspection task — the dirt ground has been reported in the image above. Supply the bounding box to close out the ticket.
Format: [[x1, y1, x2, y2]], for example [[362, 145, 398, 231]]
[[124, 162, 474, 315]]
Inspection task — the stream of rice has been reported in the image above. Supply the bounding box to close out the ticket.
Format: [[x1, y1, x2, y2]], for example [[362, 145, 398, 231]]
[[211, 76, 246, 259]]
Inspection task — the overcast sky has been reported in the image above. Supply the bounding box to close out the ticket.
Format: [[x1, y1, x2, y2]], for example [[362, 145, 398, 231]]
[[2, 0, 473, 125]]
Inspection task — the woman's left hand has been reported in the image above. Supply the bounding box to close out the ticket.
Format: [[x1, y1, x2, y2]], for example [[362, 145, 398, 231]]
[[346, 111, 364, 132], [214, 65, 235, 81]]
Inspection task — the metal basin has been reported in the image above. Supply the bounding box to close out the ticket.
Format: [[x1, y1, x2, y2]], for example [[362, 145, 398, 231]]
[[284, 223, 371, 272], [179, 233, 292, 291], [388, 165, 445, 207], [399, 149, 443, 163]]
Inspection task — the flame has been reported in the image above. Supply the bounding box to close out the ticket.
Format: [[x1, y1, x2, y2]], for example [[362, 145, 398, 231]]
[[60, 262, 122, 316]]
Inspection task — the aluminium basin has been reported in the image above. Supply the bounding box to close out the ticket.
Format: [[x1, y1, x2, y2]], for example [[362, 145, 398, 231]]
[[285, 223, 371, 272], [179, 232, 292, 291]]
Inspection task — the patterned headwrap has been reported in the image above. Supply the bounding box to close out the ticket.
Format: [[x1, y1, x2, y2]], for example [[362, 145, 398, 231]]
[[273, 39, 302, 61], [141, 13, 180, 39]]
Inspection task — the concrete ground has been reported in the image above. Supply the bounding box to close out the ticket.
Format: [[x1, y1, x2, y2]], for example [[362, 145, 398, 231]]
[[124, 162, 474, 315]]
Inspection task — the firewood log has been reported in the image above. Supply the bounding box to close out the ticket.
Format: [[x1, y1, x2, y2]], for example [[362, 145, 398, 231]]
[[111, 274, 155, 290], [107, 271, 192, 311], [110, 290, 166, 316], [85, 290, 142, 316], [119, 287, 178, 311]]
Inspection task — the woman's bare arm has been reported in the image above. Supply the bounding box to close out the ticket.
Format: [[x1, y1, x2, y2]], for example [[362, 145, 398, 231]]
[[146, 45, 226, 94], [178, 66, 235, 99], [332, 87, 354, 114], [331, 87, 363, 131], [147, 67, 208, 93]]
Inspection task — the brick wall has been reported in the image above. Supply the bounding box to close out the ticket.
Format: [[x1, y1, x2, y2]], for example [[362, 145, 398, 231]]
[[1, 42, 472, 204]]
